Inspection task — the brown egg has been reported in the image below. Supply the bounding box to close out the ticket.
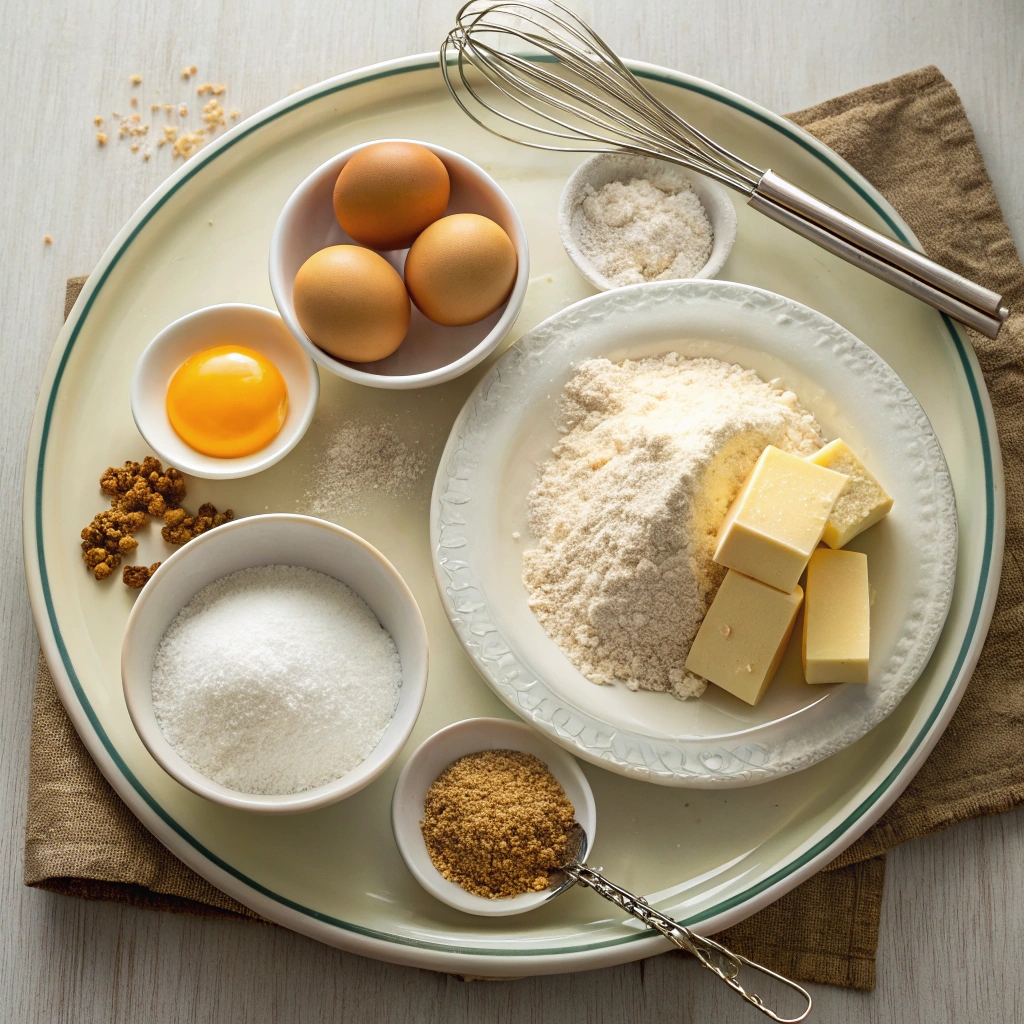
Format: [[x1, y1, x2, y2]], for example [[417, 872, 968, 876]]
[[404, 214, 518, 327], [293, 245, 410, 363], [333, 142, 450, 250]]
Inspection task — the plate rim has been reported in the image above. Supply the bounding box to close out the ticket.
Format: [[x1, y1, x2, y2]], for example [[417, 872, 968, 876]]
[[21, 51, 1005, 973], [429, 277, 959, 786]]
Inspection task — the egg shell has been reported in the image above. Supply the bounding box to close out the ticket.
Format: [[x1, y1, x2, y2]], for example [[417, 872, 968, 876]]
[[333, 142, 450, 251], [293, 245, 410, 363], [404, 214, 518, 327]]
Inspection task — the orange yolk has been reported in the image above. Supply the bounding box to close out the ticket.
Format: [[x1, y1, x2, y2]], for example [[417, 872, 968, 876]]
[[166, 345, 288, 458]]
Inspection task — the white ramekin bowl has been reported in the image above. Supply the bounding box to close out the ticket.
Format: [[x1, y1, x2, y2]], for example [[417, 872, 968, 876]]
[[121, 514, 428, 814], [269, 139, 530, 389], [131, 303, 320, 480], [558, 152, 738, 292], [391, 717, 596, 916]]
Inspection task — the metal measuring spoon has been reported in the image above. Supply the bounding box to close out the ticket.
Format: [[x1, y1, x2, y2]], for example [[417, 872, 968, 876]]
[[546, 823, 813, 1023]]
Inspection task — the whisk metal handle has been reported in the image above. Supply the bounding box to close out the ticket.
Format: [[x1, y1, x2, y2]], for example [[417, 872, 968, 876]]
[[567, 862, 812, 1022], [750, 170, 1009, 338]]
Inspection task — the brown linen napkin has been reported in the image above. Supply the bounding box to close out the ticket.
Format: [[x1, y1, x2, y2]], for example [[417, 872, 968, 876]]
[[24, 65, 1024, 991]]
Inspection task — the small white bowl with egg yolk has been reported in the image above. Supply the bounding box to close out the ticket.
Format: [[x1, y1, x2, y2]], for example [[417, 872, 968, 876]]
[[132, 303, 320, 480]]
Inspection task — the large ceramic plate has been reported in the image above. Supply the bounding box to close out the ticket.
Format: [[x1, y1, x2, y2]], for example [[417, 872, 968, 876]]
[[23, 54, 1003, 974], [431, 280, 957, 786]]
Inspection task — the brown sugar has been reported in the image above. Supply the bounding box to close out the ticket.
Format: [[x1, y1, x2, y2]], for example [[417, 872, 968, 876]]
[[420, 750, 576, 899]]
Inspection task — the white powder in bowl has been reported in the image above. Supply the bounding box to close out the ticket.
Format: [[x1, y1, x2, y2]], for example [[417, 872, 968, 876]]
[[523, 354, 824, 700], [151, 565, 401, 794], [573, 177, 714, 286]]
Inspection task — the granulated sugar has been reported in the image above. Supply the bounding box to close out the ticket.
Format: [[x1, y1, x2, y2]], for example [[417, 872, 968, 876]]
[[151, 565, 401, 794], [574, 177, 713, 286], [305, 418, 427, 516], [523, 354, 823, 700]]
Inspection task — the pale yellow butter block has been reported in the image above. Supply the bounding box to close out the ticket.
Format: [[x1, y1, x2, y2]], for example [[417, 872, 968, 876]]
[[685, 570, 804, 706], [713, 445, 848, 594], [802, 548, 870, 684], [807, 439, 893, 549]]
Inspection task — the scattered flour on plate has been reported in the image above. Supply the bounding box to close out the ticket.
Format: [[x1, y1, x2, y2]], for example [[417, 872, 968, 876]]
[[151, 565, 401, 794], [574, 177, 714, 286], [523, 354, 824, 700], [305, 418, 427, 516]]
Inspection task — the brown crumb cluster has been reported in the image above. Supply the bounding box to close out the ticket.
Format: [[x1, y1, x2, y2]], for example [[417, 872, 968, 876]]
[[101, 456, 187, 515], [162, 503, 234, 545], [93, 68, 239, 162], [81, 509, 149, 580], [123, 562, 162, 589], [420, 750, 576, 899], [81, 457, 232, 588]]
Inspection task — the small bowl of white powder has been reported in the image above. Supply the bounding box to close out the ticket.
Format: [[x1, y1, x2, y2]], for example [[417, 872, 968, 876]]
[[121, 513, 428, 813], [558, 153, 737, 291]]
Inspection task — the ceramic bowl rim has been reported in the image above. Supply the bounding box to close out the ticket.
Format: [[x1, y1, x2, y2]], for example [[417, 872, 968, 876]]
[[557, 152, 738, 292], [121, 513, 429, 813], [130, 302, 321, 480], [391, 716, 597, 917]]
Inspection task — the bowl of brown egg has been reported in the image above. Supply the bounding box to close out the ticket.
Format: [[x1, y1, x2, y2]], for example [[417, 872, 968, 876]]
[[269, 139, 530, 389]]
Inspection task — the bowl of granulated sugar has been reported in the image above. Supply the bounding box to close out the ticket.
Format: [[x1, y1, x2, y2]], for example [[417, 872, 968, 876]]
[[121, 513, 428, 813], [558, 153, 737, 291]]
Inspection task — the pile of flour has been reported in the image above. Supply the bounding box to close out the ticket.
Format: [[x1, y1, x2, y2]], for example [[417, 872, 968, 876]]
[[523, 354, 824, 699], [574, 177, 713, 286]]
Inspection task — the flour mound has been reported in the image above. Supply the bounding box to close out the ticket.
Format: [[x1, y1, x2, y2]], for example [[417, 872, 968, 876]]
[[575, 177, 714, 286], [523, 354, 824, 699]]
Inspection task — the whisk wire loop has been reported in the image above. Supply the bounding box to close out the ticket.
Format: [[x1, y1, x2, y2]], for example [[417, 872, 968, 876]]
[[441, 0, 1009, 337], [443, 0, 762, 191]]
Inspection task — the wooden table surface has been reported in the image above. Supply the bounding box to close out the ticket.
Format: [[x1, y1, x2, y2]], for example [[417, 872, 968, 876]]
[[2, 1, 1022, 1020]]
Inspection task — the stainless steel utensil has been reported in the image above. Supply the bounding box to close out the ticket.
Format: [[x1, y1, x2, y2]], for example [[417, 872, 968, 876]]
[[549, 824, 813, 1023], [441, 0, 1009, 338]]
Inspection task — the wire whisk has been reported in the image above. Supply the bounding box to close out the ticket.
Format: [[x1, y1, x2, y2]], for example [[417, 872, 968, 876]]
[[441, 0, 1008, 338]]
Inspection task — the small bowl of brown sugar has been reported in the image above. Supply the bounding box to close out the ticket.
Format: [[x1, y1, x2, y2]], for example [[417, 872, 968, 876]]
[[391, 718, 596, 916]]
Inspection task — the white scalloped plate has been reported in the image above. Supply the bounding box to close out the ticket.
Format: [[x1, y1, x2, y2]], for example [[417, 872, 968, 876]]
[[431, 279, 957, 786]]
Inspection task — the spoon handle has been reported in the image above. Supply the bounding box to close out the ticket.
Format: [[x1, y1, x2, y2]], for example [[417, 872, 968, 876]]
[[568, 862, 812, 1022]]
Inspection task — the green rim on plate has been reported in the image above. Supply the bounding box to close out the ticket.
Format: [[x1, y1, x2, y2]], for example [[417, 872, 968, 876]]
[[29, 56, 995, 956]]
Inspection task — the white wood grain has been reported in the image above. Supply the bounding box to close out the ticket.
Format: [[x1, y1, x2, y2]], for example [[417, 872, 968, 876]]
[[1, 0, 1022, 1020]]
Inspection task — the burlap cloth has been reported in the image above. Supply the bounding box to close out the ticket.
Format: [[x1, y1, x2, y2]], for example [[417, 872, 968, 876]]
[[24, 66, 1024, 990]]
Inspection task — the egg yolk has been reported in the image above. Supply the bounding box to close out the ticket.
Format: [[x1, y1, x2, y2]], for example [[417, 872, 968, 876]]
[[166, 345, 288, 458]]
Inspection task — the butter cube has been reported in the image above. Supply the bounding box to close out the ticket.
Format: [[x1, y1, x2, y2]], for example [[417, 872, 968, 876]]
[[713, 446, 848, 594], [803, 548, 870, 684], [807, 439, 893, 549], [685, 570, 803, 706]]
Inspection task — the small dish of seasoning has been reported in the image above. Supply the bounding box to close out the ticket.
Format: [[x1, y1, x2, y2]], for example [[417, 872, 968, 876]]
[[391, 718, 596, 916], [132, 303, 320, 480], [558, 153, 737, 291], [121, 513, 428, 813], [392, 722, 811, 1019]]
